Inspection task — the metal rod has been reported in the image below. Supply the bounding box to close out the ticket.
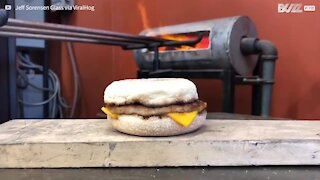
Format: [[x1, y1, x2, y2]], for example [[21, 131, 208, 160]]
[[1, 25, 149, 46], [0, 15, 204, 50], [153, 46, 160, 71], [0, 26, 205, 50], [7, 18, 167, 43], [0, 31, 136, 46], [222, 69, 235, 113], [122, 32, 206, 50]]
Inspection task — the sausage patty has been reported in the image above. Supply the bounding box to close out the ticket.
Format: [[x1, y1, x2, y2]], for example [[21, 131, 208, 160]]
[[105, 100, 207, 116]]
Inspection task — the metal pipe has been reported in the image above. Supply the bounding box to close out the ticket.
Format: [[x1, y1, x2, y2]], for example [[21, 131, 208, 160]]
[[123, 32, 205, 50], [255, 40, 278, 117], [0, 28, 204, 50], [1, 25, 149, 45], [153, 46, 160, 70], [0, 11, 164, 44], [0, 31, 136, 46], [7, 18, 166, 43], [0, 9, 203, 50], [240, 38, 278, 117]]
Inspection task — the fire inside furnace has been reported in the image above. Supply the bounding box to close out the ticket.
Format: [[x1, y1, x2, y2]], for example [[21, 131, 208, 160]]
[[158, 31, 210, 51]]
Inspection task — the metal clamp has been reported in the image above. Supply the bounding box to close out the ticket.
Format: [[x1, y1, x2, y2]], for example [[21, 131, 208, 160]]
[[236, 76, 275, 85]]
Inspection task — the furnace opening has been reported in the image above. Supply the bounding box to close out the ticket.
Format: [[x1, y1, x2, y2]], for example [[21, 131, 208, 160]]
[[158, 31, 210, 51]]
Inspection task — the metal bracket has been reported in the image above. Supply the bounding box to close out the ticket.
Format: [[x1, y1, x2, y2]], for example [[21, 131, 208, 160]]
[[239, 77, 274, 84], [235, 76, 275, 85]]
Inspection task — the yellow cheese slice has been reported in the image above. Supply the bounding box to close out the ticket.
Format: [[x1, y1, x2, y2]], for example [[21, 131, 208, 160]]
[[101, 106, 198, 126], [101, 107, 119, 119], [167, 111, 198, 127]]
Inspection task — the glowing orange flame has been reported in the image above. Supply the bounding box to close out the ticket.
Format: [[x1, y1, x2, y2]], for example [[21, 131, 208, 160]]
[[138, 2, 150, 30], [159, 32, 210, 51], [137, 2, 210, 51]]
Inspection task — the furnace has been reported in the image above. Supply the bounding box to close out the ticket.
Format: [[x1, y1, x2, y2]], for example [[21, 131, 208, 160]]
[[135, 16, 258, 76]]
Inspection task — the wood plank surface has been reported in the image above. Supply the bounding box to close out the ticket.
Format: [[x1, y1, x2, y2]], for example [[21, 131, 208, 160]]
[[0, 119, 319, 168]]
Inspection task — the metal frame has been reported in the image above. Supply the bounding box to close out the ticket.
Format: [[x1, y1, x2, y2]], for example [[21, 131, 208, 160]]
[[138, 69, 236, 113], [0, 0, 16, 123], [137, 37, 277, 116], [137, 65, 267, 115]]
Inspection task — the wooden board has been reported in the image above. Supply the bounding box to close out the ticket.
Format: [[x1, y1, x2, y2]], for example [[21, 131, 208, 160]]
[[0, 119, 320, 168]]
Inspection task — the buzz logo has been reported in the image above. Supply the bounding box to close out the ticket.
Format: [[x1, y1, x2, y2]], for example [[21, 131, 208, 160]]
[[278, 3, 303, 13]]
